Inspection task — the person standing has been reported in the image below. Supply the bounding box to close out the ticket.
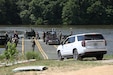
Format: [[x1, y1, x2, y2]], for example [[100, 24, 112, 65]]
[[36, 32, 40, 39], [4, 32, 9, 44], [58, 31, 62, 43], [70, 31, 73, 36], [13, 30, 19, 38], [32, 37, 36, 51], [42, 31, 46, 42], [5, 32, 8, 38], [13, 30, 19, 46]]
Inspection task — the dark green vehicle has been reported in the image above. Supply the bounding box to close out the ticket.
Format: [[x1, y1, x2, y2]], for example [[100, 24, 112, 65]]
[[45, 31, 60, 45], [0, 35, 7, 48], [24, 29, 35, 39]]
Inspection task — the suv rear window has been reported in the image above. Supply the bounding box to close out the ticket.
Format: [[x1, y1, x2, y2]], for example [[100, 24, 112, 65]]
[[77, 34, 104, 41], [78, 36, 84, 41]]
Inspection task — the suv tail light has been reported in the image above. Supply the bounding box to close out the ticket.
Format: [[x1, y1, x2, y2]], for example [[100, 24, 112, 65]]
[[105, 40, 107, 46], [82, 40, 86, 47]]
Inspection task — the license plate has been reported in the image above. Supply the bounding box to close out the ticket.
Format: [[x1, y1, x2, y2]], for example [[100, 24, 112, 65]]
[[94, 43, 98, 46]]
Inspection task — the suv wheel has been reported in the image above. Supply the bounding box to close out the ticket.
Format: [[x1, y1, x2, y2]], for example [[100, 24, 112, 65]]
[[73, 50, 79, 60], [96, 55, 103, 60], [57, 51, 64, 61]]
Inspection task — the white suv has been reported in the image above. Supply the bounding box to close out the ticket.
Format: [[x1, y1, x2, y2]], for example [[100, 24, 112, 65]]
[[57, 33, 107, 60]]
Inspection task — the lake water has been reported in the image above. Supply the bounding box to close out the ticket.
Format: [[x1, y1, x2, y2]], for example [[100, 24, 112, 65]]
[[0, 25, 113, 55]]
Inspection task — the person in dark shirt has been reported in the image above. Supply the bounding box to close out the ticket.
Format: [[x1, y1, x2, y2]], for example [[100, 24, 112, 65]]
[[13, 30, 19, 46], [4, 32, 9, 43], [58, 31, 62, 43], [42, 31, 46, 42], [13, 30, 19, 39], [32, 37, 36, 51]]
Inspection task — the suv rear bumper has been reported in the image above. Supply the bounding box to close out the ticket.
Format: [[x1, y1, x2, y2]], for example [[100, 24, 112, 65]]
[[48, 40, 60, 45], [80, 51, 107, 57]]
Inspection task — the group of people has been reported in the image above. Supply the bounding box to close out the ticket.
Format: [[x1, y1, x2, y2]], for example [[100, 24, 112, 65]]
[[4, 29, 73, 51], [4, 30, 19, 49], [58, 30, 73, 42], [42, 30, 73, 44]]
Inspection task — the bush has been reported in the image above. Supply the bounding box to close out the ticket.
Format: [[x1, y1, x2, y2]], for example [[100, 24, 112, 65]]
[[4, 41, 18, 62], [25, 51, 41, 60], [0, 54, 5, 61]]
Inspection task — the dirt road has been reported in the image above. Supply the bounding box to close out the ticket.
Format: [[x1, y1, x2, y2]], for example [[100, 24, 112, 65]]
[[15, 65, 113, 75]]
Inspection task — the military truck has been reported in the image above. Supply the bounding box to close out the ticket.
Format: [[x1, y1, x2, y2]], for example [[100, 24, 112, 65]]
[[45, 31, 60, 45], [24, 29, 35, 39]]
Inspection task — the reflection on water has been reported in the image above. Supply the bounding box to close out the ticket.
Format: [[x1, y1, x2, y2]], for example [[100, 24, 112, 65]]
[[0, 25, 113, 54]]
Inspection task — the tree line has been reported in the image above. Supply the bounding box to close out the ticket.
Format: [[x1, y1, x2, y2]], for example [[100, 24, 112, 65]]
[[0, 0, 113, 25]]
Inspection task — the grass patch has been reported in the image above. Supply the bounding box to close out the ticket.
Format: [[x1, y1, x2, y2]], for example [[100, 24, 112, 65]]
[[25, 51, 42, 60], [0, 54, 5, 63], [104, 54, 113, 59], [0, 59, 107, 75], [0, 54, 5, 60], [0, 54, 113, 75]]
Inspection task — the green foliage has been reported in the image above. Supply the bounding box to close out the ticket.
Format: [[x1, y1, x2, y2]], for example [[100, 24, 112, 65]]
[[35, 18, 43, 25], [25, 51, 42, 60], [0, 0, 21, 25], [0, 54, 5, 61], [20, 10, 31, 24], [0, 0, 113, 25], [62, 0, 78, 25], [4, 41, 18, 62]]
